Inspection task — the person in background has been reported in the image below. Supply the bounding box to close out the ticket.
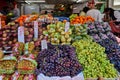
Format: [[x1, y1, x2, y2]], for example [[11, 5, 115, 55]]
[[104, 8, 120, 37], [86, 1, 102, 22], [44, 11, 48, 15], [104, 8, 120, 25], [11, 4, 20, 20], [79, 7, 90, 16]]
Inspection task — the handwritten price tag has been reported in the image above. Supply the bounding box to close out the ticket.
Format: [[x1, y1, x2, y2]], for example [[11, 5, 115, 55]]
[[65, 22, 70, 32], [34, 21, 38, 39], [0, 76, 3, 80], [18, 26, 25, 43], [41, 40, 48, 50]]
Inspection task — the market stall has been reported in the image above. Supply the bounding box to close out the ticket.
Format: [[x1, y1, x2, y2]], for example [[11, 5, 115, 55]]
[[0, 0, 120, 80]]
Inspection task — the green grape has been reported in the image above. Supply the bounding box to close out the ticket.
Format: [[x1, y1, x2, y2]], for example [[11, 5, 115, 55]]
[[72, 40, 118, 78]]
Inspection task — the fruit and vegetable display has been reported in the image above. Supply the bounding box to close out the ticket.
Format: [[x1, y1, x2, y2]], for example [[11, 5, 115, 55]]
[[98, 38, 120, 72], [2, 74, 36, 80], [0, 22, 17, 48], [0, 49, 4, 59], [0, 13, 120, 79], [71, 24, 92, 41], [72, 39, 118, 78], [0, 56, 17, 74], [43, 22, 72, 45], [70, 16, 95, 24], [69, 14, 78, 21], [87, 22, 117, 42], [36, 43, 83, 77], [17, 58, 37, 74], [24, 22, 47, 43], [87, 22, 120, 73]]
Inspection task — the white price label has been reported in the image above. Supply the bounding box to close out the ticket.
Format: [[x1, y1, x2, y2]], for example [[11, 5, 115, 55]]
[[18, 26, 25, 43], [41, 40, 48, 50], [0, 76, 3, 80], [65, 22, 70, 32], [0, 18, 1, 29], [34, 21, 38, 39]]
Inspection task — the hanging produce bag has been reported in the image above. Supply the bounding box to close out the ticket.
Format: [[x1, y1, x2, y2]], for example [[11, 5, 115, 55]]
[[0, 56, 17, 74]]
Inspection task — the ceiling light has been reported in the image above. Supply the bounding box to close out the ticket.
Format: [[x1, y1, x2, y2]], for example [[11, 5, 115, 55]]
[[25, 0, 45, 3], [76, 0, 82, 3]]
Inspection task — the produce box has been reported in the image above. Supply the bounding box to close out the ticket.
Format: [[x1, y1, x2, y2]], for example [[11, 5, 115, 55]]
[[37, 72, 84, 80], [54, 17, 69, 21], [0, 56, 17, 74], [17, 58, 37, 74]]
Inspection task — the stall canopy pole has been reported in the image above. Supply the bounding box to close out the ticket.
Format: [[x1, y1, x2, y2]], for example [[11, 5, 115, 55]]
[[106, 0, 109, 8]]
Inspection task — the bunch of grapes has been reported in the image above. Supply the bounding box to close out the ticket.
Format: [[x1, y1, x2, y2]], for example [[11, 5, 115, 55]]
[[98, 38, 120, 72], [87, 22, 120, 72], [71, 24, 92, 41], [87, 22, 117, 42], [72, 39, 118, 78], [36, 43, 83, 77]]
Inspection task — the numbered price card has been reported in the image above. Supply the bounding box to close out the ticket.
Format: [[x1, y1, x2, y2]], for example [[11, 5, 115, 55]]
[[41, 40, 48, 50], [34, 21, 38, 39], [18, 26, 25, 43], [65, 22, 70, 32]]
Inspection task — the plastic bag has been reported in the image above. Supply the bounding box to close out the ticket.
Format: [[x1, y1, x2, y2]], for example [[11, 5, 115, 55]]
[[37, 72, 84, 80]]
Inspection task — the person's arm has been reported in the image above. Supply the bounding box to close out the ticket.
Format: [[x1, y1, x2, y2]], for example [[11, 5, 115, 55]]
[[11, 8, 20, 20]]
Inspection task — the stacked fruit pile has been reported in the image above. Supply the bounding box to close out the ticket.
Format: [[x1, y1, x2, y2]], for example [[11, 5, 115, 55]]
[[70, 16, 94, 24], [69, 14, 78, 21], [43, 22, 72, 45], [87, 22, 116, 42], [2, 74, 36, 80], [0, 22, 17, 48], [24, 22, 47, 43], [72, 39, 118, 78], [98, 39, 120, 72], [87, 22, 120, 72], [71, 24, 92, 41], [36, 43, 83, 77]]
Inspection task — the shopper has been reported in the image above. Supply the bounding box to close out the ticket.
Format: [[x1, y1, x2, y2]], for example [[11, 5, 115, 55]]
[[86, 2, 102, 22], [11, 4, 20, 20], [79, 7, 90, 16], [104, 8, 120, 25], [104, 8, 120, 37]]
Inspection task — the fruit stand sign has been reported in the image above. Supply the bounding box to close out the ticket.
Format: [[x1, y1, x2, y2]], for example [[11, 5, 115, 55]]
[[0, 18, 1, 29], [41, 40, 48, 50], [18, 26, 25, 43], [34, 21, 38, 39], [65, 22, 70, 32], [0, 76, 3, 80]]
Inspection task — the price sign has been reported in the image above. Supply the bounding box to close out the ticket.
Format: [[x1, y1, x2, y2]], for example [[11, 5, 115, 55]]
[[34, 21, 38, 39], [0, 18, 1, 29], [41, 40, 48, 50], [65, 22, 70, 32], [18, 26, 25, 43], [0, 76, 3, 80]]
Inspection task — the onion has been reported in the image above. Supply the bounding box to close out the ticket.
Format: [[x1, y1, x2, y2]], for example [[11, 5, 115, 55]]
[[2, 38, 7, 41], [13, 39, 17, 43], [8, 41, 12, 45], [0, 32, 3, 35], [29, 34, 33, 38], [13, 33, 17, 37]]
